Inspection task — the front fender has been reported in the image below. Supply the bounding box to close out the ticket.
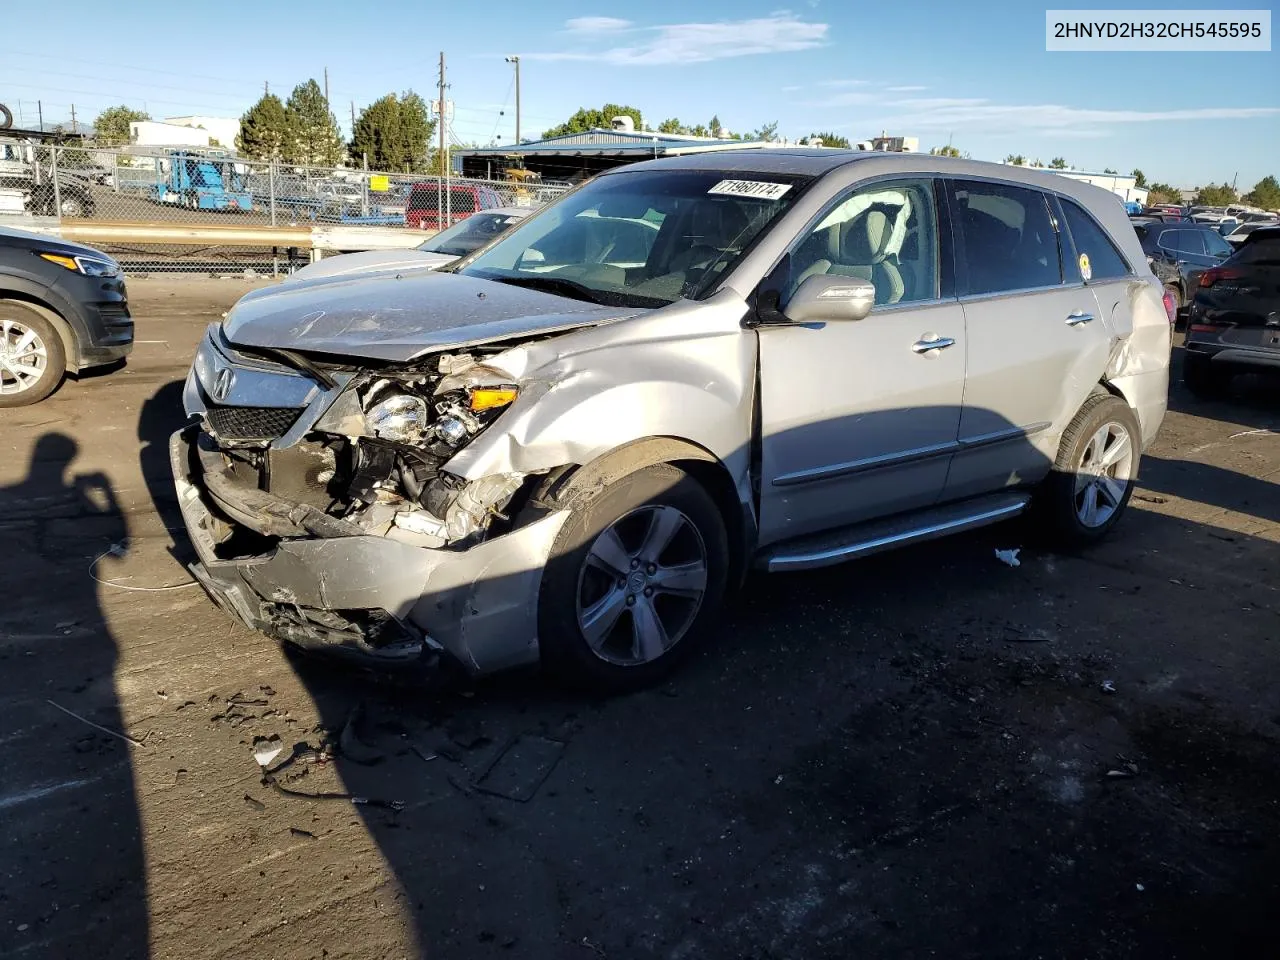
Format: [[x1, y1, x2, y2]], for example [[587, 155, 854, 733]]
[[445, 293, 757, 482]]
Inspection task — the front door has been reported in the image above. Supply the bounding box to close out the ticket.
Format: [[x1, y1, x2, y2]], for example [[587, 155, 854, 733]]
[[757, 177, 966, 546], [942, 178, 1113, 502]]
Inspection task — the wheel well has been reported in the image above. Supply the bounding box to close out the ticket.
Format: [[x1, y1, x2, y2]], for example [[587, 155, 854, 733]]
[[0, 293, 77, 372], [531, 437, 755, 590]]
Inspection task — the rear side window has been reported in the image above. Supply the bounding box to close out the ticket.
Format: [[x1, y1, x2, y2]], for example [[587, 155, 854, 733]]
[[950, 180, 1060, 295], [1059, 198, 1130, 281], [1164, 230, 1204, 255]]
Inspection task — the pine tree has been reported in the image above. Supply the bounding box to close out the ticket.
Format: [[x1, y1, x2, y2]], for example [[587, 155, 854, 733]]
[[284, 80, 343, 167], [350, 91, 435, 172], [237, 94, 289, 161]]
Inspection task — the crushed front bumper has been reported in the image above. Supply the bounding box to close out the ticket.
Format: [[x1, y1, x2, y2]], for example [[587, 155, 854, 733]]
[[170, 426, 568, 675]]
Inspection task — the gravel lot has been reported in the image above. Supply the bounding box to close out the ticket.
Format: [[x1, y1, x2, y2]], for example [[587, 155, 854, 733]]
[[2, 278, 1277, 960]]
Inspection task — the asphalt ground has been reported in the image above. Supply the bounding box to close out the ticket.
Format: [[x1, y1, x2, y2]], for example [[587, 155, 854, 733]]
[[1, 278, 1277, 960]]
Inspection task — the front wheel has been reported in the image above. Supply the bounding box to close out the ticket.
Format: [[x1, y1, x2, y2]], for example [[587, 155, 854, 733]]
[[1036, 394, 1141, 547], [0, 302, 66, 406], [536, 463, 729, 692]]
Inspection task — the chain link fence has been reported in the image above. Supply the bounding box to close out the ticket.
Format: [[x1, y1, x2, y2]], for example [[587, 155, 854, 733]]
[[0, 143, 569, 274]]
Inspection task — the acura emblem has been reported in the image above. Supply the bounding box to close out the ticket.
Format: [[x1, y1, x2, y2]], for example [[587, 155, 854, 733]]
[[213, 367, 234, 402]]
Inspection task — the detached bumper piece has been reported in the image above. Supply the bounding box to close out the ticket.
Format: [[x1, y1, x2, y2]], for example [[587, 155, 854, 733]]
[[170, 426, 570, 676]]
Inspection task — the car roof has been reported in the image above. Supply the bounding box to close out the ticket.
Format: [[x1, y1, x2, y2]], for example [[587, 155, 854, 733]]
[[1243, 225, 1280, 244]]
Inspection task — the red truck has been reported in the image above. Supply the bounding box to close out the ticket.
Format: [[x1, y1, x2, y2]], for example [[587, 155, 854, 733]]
[[405, 182, 505, 231]]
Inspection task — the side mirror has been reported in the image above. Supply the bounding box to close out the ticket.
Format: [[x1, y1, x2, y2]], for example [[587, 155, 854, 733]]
[[782, 274, 876, 323]]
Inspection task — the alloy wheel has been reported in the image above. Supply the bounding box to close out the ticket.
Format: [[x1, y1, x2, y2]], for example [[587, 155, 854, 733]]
[[0, 318, 50, 396], [575, 504, 709, 666], [1074, 421, 1134, 528]]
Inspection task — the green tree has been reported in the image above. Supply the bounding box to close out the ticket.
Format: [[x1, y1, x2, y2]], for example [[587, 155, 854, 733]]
[[1244, 175, 1280, 210], [236, 93, 290, 161], [1193, 182, 1238, 206], [350, 91, 436, 173], [1103, 167, 1117, 174], [808, 131, 852, 148], [543, 104, 644, 138], [92, 106, 149, 146], [1131, 168, 1148, 188], [1049, 157, 1068, 169], [657, 118, 686, 134], [1147, 182, 1180, 205], [285, 79, 344, 166], [1004, 154, 1026, 166], [752, 121, 780, 142], [1031, 158, 1044, 167], [929, 144, 962, 157], [709, 115, 724, 138]]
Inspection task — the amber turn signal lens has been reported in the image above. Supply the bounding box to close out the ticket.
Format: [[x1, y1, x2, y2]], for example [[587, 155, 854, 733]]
[[469, 387, 518, 412], [38, 253, 79, 271]]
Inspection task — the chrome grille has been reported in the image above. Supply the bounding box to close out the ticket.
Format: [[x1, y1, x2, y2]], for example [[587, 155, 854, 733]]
[[206, 405, 301, 441]]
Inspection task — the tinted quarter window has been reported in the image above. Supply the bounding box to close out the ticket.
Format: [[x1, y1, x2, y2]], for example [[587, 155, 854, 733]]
[[1234, 236, 1280, 265], [951, 180, 1060, 295], [1203, 230, 1233, 258], [787, 178, 938, 305], [1060, 198, 1130, 281]]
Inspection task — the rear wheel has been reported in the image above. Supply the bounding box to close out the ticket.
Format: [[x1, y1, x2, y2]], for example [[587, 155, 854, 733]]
[[1036, 394, 1141, 547], [1182, 353, 1230, 399], [0, 303, 66, 406], [536, 463, 729, 692]]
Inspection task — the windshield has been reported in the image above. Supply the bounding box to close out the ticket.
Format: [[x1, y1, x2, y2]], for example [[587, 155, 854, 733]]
[[419, 212, 524, 257], [456, 169, 811, 307]]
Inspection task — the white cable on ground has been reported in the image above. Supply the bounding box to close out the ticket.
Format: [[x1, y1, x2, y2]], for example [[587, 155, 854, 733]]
[[88, 546, 200, 592]]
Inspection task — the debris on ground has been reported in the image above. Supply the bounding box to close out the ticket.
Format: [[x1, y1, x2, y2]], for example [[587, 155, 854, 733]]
[[289, 827, 317, 839], [1101, 680, 1117, 694], [252, 734, 283, 768], [474, 735, 565, 802], [243, 793, 266, 812], [994, 548, 1021, 568], [47, 698, 146, 748], [338, 702, 384, 765]]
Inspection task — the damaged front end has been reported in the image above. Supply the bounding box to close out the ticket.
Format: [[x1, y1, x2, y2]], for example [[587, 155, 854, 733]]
[[173, 326, 568, 674]]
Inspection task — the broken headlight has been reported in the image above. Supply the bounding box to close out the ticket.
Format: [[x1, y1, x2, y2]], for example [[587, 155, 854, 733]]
[[367, 393, 430, 444]]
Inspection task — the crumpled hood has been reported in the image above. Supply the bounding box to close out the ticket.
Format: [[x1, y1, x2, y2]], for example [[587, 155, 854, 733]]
[[284, 248, 456, 283], [222, 270, 639, 362]]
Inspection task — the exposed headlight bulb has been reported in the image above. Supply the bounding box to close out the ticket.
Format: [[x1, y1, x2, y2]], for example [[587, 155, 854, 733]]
[[434, 416, 470, 446], [366, 393, 429, 443]]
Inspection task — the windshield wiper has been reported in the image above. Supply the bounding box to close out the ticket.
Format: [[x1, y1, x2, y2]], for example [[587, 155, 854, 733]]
[[489, 274, 611, 304]]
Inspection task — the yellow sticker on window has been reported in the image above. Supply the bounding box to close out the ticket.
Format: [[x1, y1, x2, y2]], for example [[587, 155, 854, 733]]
[[1079, 252, 1092, 281]]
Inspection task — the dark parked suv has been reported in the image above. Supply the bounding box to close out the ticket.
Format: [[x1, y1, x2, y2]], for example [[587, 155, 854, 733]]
[[1183, 226, 1280, 397], [0, 226, 132, 405], [1134, 220, 1234, 311]]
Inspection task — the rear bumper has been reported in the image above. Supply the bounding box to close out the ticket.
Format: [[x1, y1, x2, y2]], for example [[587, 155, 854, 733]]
[[169, 426, 568, 675], [1184, 339, 1280, 374]]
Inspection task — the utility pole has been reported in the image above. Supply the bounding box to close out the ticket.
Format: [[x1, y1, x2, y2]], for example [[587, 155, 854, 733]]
[[505, 56, 521, 145], [350, 101, 356, 135], [37, 100, 43, 131], [70, 104, 77, 134], [438, 51, 447, 222], [324, 67, 330, 107], [264, 81, 269, 96]]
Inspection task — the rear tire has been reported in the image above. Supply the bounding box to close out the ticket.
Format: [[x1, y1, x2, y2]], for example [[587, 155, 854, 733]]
[[535, 463, 729, 693], [1182, 353, 1230, 399], [0, 302, 67, 407], [1036, 394, 1141, 548]]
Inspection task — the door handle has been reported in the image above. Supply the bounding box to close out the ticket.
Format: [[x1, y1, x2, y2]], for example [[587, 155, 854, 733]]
[[911, 336, 956, 353], [1066, 312, 1095, 326]]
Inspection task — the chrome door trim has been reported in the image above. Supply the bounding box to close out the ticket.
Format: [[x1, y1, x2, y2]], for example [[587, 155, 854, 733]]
[[912, 336, 956, 353], [771, 439, 958, 488], [774, 421, 1053, 488], [957, 281, 1089, 305], [1066, 311, 1096, 326]]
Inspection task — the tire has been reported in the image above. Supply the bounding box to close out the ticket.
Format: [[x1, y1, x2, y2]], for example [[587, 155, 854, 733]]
[[0, 302, 67, 407], [1182, 353, 1230, 399], [535, 463, 729, 692], [1036, 394, 1141, 548], [0, 103, 12, 130], [59, 195, 86, 218]]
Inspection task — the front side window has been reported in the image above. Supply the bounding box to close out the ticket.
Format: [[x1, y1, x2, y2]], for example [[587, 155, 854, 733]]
[[785, 178, 938, 305], [418, 212, 524, 257], [1172, 230, 1206, 255], [950, 180, 1060, 295], [458, 170, 811, 307], [1060, 198, 1130, 281]]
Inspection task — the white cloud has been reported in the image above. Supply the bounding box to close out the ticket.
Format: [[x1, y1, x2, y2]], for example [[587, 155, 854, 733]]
[[886, 85, 927, 92], [526, 14, 829, 65], [874, 98, 1280, 134], [817, 79, 871, 88], [565, 16, 633, 33]]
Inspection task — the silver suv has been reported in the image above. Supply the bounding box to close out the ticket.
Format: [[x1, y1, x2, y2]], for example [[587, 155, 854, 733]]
[[172, 151, 1171, 690]]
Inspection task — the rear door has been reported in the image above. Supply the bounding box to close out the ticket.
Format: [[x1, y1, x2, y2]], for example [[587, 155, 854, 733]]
[[942, 178, 1112, 502]]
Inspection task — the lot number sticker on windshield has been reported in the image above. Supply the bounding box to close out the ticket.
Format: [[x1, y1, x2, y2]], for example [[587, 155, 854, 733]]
[[708, 179, 792, 201]]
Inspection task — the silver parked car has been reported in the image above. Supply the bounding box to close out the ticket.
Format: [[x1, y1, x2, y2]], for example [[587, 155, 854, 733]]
[[172, 150, 1171, 690]]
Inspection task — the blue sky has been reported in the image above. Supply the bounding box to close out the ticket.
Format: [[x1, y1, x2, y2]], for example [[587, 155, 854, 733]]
[[3, 1, 1276, 187]]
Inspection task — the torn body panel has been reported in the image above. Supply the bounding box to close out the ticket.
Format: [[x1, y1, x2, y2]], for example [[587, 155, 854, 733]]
[[1101, 277, 1171, 447]]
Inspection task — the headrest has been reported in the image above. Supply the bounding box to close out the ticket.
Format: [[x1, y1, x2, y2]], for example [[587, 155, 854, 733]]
[[842, 207, 894, 263]]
